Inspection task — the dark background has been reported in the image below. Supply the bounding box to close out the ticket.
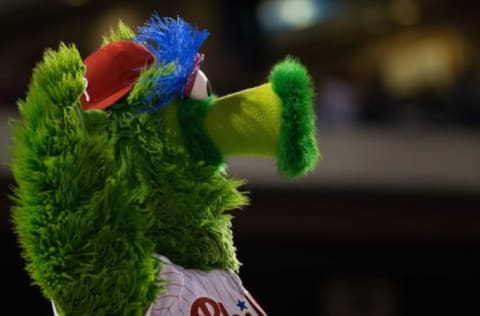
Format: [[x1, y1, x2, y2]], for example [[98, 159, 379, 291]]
[[2, 0, 480, 315]]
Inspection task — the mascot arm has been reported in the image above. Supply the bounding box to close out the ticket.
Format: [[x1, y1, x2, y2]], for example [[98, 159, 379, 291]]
[[11, 44, 158, 316]]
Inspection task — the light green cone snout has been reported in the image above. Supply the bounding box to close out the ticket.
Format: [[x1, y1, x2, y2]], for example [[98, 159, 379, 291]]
[[166, 58, 320, 177]]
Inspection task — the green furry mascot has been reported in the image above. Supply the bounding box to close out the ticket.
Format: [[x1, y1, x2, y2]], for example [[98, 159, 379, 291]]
[[10, 14, 319, 316]]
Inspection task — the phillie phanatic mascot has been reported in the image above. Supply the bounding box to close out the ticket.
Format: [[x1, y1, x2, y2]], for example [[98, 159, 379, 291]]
[[11, 14, 319, 316]]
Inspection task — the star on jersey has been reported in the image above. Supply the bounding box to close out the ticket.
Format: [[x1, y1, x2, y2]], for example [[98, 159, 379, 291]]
[[237, 299, 248, 311]]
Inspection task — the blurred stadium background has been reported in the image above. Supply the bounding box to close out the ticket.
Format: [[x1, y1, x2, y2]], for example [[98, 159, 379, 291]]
[[1, 0, 480, 315]]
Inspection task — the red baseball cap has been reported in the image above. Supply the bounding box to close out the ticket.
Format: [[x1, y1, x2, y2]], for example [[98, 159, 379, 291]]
[[80, 40, 155, 110]]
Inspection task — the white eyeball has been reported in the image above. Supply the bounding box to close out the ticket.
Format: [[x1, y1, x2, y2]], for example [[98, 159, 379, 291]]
[[189, 70, 211, 100]]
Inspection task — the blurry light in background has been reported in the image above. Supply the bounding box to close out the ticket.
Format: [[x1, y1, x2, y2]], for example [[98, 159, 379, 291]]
[[378, 31, 469, 97], [257, 0, 332, 34], [388, 0, 421, 26], [278, 0, 318, 29]]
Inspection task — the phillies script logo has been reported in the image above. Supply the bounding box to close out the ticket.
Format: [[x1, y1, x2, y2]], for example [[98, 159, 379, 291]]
[[191, 297, 253, 316]]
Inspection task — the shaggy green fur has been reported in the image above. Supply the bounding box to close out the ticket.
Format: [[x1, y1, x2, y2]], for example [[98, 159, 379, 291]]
[[270, 57, 320, 177], [102, 21, 135, 46], [127, 63, 175, 111], [11, 41, 247, 316], [177, 97, 225, 167], [11, 43, 160, 316], [106, 104, 247, 271]]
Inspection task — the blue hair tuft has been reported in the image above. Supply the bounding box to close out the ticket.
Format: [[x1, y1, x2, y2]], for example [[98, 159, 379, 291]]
[[134, 14, 209, 112]]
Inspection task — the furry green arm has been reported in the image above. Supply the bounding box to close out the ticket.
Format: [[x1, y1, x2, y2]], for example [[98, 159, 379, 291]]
[[11, 44, 159, 316]]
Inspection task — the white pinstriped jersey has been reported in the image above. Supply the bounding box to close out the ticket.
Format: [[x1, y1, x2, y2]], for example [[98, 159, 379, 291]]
[[147, 255, 267, 316], [51, 255, 266, 316]]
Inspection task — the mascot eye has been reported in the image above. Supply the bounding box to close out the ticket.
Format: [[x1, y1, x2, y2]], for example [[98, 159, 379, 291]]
[[189, 70, 210, 99]]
